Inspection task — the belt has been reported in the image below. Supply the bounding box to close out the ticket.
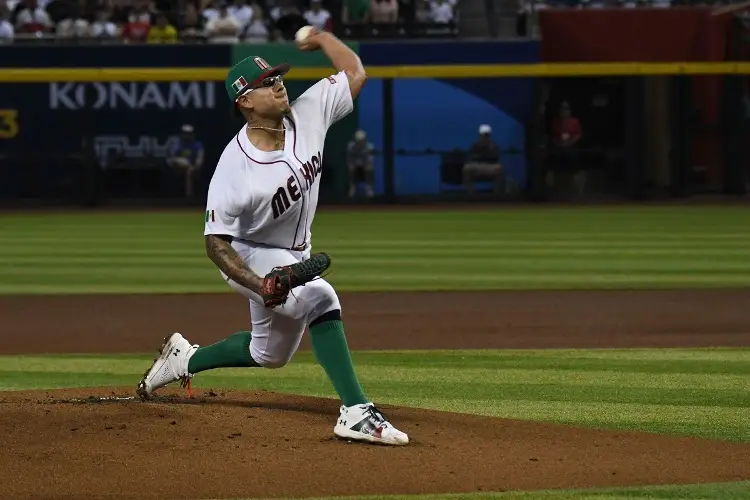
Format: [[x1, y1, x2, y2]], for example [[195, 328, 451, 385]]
[[235, 238, 308, 252]]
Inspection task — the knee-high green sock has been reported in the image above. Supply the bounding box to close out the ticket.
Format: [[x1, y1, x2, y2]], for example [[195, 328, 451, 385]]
[[309, 319, 367, 407], [187, 331, 259, 374]]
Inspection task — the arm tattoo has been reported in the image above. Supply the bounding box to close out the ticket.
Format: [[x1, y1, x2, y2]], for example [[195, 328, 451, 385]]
[[205, 235, 262, 294]]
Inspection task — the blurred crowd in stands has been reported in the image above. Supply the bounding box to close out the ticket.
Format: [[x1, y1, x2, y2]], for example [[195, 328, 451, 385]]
[[0, 0, 459, 43]]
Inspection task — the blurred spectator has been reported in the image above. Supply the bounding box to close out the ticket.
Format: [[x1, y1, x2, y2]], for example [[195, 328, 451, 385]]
[[167, 124, 204, 202], [270, 0, 305, 41], [241, 2, 268, 42], [202, 0, 220, 22], [347, 129, 375, 198], [176, 1, 203, 38], [205, 1, 241, 42], [0, 4, 14, 43], [429, 0, 453, 23], [56, 2, 90, 39], [14, 0, 53, 34], [463, 124, 504, 195], [89, 8, 119, 39], [121, 0, 153, 42], [228, 0, 253, 30], [147, 11, 178, 42], [303, 0, 332, 31], [119, 0, 155, 24], [43, 0, 68, 25], [370, 0, 398, 23], [342, 0, 370, 23], [546, 101, 585, 195], [414, 0, 430, 22]]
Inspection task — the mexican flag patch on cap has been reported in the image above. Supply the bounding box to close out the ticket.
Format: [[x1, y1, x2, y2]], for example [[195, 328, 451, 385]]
[[231, 77, 248, 94]]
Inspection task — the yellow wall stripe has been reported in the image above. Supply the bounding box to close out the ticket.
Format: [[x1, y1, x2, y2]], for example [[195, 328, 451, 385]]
[[1, 62, 750, 82]]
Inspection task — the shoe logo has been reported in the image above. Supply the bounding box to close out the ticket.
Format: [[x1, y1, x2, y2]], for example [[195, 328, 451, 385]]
[[173, 348, 180, 357]]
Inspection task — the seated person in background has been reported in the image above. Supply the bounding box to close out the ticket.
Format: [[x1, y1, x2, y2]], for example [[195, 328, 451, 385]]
[[147, 12, 178, 43], [371, 0, 398, 23], [414, 0, 431, 22], [342, 0, 370, 23], [175, 2, 204, 40], [228, 0, 254, 31], [205, 1, 241, 43], [14, 0, 53, 34], [0, 5, 15, 42], [56, 3, 89, 38], [347, 129, 375, 198], [429, 0, 453, 23], [546, 100, 585, 194], [120, 0, 153, 42], [89, 8, 120, 39], [270, 0, 305, 40], [463, 124, 504, 195], [167, 124, 205, 201], [304, 0, 332, 31], [241, 2, 269, 42]]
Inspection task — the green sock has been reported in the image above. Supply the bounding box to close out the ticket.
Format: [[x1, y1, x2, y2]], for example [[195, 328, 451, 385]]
[[187, 331, 259, 374], [309, 319, 368, 407]]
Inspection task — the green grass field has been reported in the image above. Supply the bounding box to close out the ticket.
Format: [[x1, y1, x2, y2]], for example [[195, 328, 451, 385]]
[[1, 206, 749, 293], [1, 206, 749, 499]]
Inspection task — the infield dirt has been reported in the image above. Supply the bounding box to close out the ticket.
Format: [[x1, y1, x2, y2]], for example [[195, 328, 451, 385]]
[[1, 289, 749, 499]]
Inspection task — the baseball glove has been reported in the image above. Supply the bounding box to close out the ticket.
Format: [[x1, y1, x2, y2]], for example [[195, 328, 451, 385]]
[[260, 252, 332, 308]]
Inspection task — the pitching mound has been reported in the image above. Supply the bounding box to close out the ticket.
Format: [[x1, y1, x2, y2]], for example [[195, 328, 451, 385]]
[[2, 388, 750, 499]]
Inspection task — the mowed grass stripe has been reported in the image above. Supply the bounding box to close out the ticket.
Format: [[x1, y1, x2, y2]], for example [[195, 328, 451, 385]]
[[4, 357, 748, 390], [2, 206, 750, 293], [5, 257, 750, 272], [268, 480, 750, 499], [0, 284, 231, 294], [394, 397, 750, 441], [4, 273, 750, 294], [3, 351, 749, 374], [2, 358, 748, 395], [6, 246, 750, 257], [7, 238, 750, 252], [364, 353, 750, 374]]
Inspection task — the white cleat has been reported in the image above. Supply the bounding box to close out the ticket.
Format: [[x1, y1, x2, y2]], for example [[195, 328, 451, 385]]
[[136, 332, 198, 400], [334, 403, 409, 446]]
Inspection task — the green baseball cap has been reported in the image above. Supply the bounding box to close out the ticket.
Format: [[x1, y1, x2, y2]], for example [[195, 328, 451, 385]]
[[225, 56, 291, 102]]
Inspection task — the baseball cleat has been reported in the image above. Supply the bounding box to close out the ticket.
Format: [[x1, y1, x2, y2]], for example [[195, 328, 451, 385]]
[[136, 332, 198, 400], [334, 403, 409, 446]]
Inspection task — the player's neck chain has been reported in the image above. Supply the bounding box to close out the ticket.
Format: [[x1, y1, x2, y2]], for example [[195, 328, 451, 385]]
[[249, 125, 285, 133], [248, 124, 286, 151]]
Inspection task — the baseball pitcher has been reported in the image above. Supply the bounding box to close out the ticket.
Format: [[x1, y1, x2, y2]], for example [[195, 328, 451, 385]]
[[136, 28, 408, 446]]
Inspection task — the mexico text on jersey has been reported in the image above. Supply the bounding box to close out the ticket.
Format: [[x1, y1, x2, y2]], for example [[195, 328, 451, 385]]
[[204, 71, 353, 250]]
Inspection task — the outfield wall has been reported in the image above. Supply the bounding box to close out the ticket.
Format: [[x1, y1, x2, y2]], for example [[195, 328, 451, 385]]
[[0, 40, 538, 205]]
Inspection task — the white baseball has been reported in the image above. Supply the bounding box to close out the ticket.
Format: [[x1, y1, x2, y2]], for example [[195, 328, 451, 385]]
[[295, 25, 314, 42]]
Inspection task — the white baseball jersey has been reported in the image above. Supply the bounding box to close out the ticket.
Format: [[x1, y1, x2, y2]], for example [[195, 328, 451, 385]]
[[204, 71, 353, 249]]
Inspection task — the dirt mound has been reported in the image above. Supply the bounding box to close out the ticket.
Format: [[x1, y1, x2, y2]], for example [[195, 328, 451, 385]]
[[2, 388, 749, 500]]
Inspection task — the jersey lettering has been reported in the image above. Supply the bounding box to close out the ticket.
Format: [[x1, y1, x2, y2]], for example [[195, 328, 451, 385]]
[[298, 151, 323, 190], [299, 163, 313, 188], [271, 187, 291, 219], [271, 153, 323, 219], [287, 175, 301, 201], [205, 71, 353, 246]]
